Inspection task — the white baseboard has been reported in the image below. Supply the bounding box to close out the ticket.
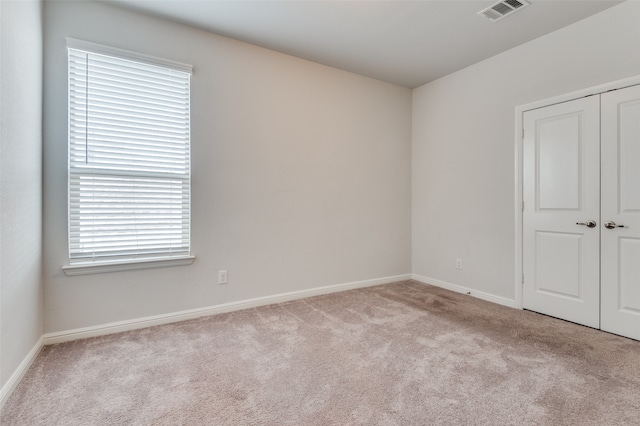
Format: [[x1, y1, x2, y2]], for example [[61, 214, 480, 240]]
[[43, 274, 412, 345], [412, 274, 516, 308], [0, 338, 43, 410]]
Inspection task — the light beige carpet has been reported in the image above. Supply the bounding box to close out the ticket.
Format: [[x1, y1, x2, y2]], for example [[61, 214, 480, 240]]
[[2, 280, 640, 425]]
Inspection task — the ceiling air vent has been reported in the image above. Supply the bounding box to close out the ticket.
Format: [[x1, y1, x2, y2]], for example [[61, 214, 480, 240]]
[[478, 0, 530, 22]]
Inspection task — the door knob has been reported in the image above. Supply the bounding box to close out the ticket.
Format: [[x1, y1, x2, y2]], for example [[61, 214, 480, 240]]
[[604, 221, 624, 229], [576, 220, 597, 228]]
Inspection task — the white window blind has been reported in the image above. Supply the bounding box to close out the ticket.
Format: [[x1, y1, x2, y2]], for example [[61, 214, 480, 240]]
[[67, 41, 192, 266]]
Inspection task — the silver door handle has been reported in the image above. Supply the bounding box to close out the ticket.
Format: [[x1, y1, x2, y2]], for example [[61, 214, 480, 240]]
[[576, 220, 597, 228], [604, 221, 624, 229]]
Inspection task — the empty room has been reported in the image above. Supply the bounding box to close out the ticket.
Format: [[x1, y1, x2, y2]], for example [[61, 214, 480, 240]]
[[2, 0, 640, 424]]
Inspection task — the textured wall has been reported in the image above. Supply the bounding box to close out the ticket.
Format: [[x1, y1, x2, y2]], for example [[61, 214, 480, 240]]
[[412, 1, 640, 301], [43, 1, 412, 333], [0, 0, 44, 390]]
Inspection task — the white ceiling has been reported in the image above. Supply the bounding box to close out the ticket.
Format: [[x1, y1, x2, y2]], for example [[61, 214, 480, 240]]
[[104, 0, 622, 88]]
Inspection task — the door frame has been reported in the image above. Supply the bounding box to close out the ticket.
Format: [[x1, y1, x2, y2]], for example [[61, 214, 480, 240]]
[[514, 75, 640, 310]]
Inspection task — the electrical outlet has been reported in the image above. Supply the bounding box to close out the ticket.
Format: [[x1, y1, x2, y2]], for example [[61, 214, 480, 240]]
[[218, 270, 228, 285], [456, 258, 463, 270]]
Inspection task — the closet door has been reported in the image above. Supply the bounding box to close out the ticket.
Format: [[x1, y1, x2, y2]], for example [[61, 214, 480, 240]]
[[523, 96, 601, 328], [601, 84, 640, 341]]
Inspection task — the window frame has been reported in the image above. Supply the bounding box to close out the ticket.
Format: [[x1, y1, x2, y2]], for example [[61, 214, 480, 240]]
[[62, 38, 194, 276]]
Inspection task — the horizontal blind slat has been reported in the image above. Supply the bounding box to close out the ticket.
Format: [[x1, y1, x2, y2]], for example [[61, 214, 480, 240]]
[[70, 88, 189, 116], [70, 135, 190, 153], [77, 108, 189, 129], [69, 133, 188, 149], [70, 250, 190, 260], [83, 70, 188, 97], [81, 121, 188, 140], [69, 50, 190, 82]]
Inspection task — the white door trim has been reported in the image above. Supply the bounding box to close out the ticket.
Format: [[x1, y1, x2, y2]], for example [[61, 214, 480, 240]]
[[514, 74, 640, 310]]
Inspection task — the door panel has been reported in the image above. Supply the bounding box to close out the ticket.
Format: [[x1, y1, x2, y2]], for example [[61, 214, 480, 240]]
[[618, 99, 640, 212], [618, 238, 640, 313], [601, 84, 640, 340], [523, 96, 600, 328], [535, 231, 583, 299], [537, 115, 582, 210]]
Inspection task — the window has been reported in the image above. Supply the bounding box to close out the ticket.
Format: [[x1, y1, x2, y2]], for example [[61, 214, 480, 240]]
[[63, 39, 193, 275]]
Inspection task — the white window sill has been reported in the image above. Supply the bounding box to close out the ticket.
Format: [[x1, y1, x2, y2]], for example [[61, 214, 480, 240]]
[[62, 256, 195, 276]]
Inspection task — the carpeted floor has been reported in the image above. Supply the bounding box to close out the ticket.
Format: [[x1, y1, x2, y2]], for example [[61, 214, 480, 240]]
[[2, 280, 640, 425]]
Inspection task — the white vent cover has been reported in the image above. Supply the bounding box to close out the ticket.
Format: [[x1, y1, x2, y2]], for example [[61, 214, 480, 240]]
[[478, 0, 530, 21]]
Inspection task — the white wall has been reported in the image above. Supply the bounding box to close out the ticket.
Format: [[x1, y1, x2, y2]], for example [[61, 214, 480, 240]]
[[0, 0, 44, 391], [412, 1, 640, 301], [43, 1, 412, 333]]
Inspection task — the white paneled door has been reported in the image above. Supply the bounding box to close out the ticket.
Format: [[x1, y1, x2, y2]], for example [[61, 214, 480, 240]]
[[601, 85, 640, 341], [523, 96, 601, 329], [523, 84, 640, 341]]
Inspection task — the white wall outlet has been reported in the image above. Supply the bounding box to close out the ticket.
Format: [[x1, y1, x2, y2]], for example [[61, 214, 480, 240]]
[[218, 270, 228, 285], [455, 258, 463, 270]]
